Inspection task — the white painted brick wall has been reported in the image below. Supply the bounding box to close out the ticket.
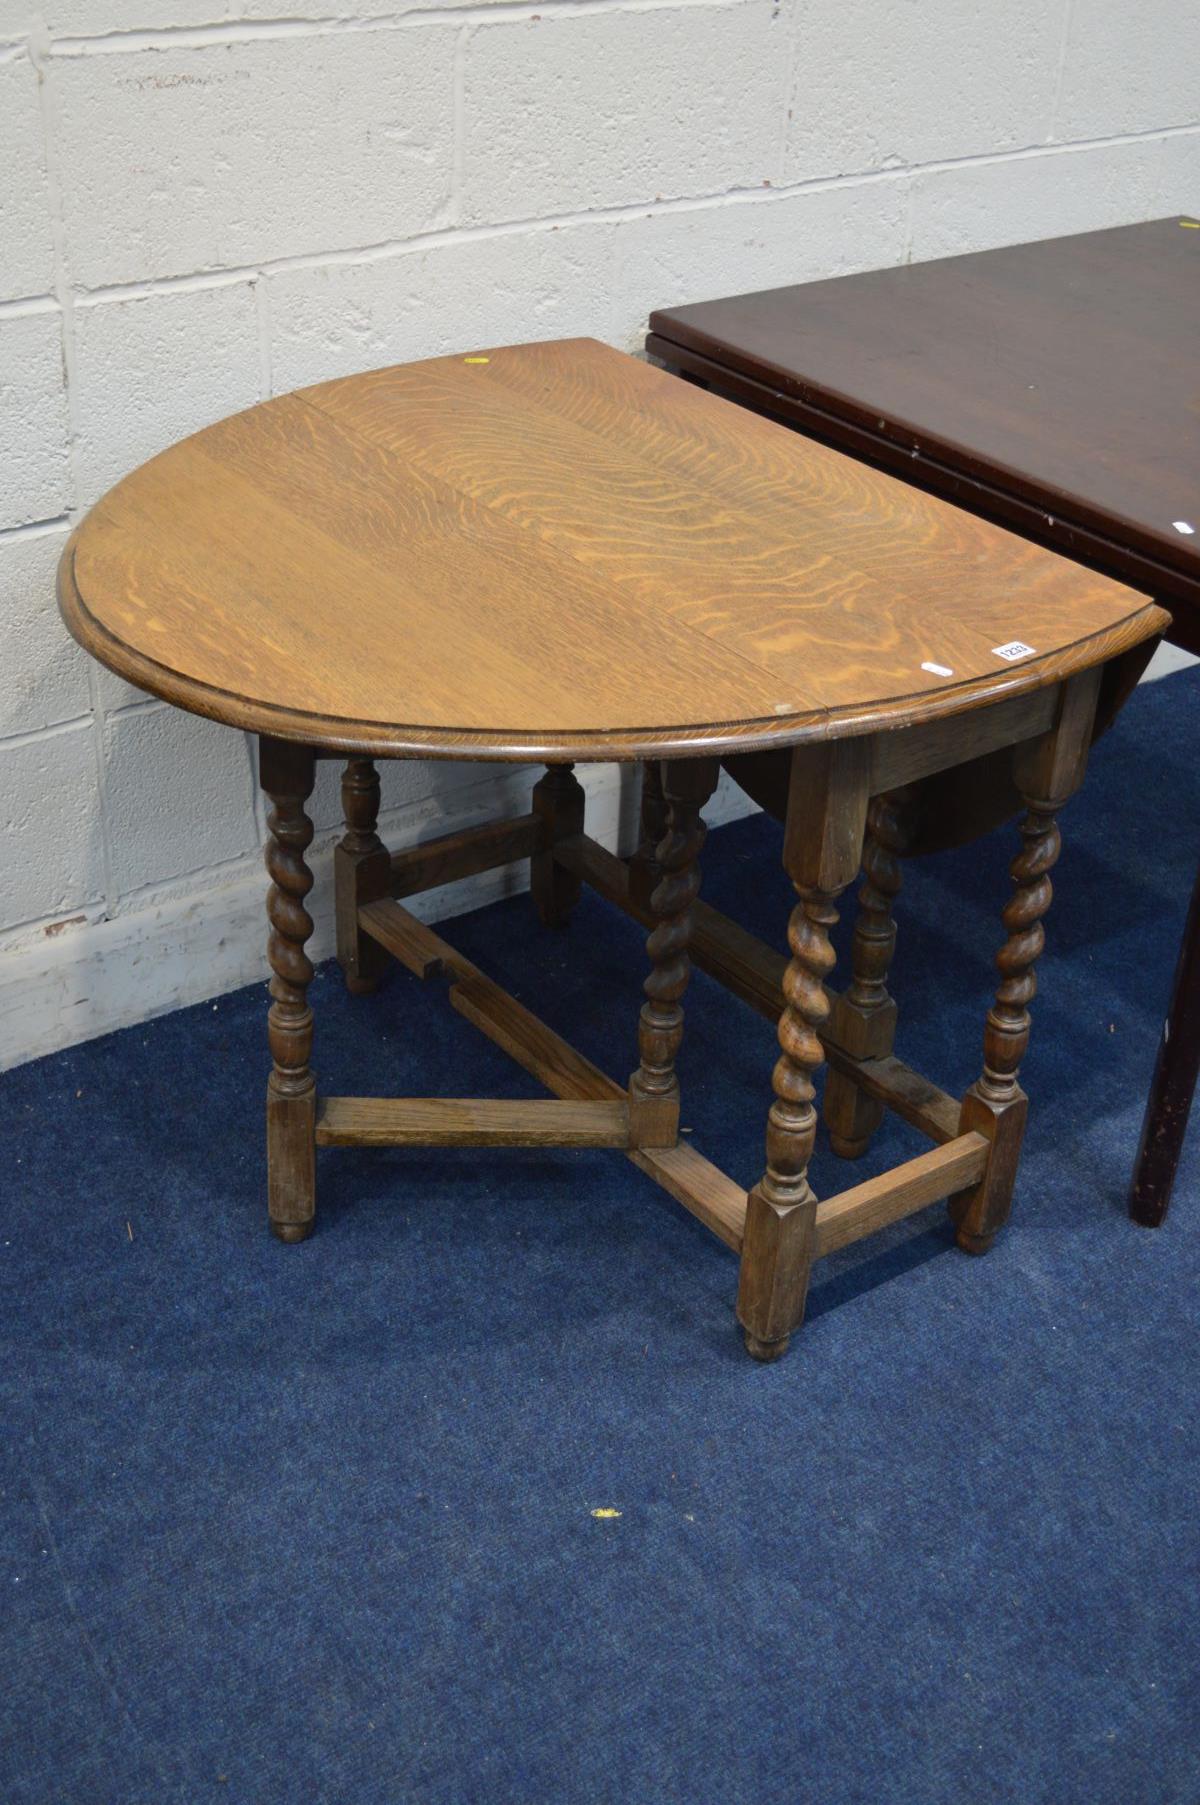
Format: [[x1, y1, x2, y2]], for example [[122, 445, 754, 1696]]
[[784, 0, 1063, 180], [53, 30, 459, 286], [0, 0, 1197, 1069], [1057, 0, 1200, 139], [0, 526, 89, 737], [0, 311, 72, 529], [0, 49, 55, 299], [463, 6, 788, 222], [268, 221, 619, 390], [0, 725, 105, 929], [73, 281, 264, 504]]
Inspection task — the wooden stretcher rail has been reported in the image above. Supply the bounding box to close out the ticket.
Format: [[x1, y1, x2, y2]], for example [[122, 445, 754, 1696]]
[[812, 1133, 988, 1258], [388, 811, 545, 900], [554, 834, 962, 1147], [626, 1142, 748, 1253], [455, 975, 748, 1250], [357, 893, 978, 1257], [824, 1053, 961, 1146], [359, 895, 451, 979], [451, 975, 623, 1104], [315, 1096, 631, 1148], [359, 896, 750, 1251]]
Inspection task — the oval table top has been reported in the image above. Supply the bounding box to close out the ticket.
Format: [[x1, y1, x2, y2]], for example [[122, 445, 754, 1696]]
[[59, 337, 1166, 762]]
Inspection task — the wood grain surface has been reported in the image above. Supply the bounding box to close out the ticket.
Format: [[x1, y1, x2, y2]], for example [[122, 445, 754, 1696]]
[[812, 1134, 989, 1258], [60, 337, 1164, 761], [314, 1096, 631, 1147], [648, 217, 1200, 635]]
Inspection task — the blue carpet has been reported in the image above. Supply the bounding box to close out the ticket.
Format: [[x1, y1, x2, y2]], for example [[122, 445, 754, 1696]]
[[2, 669, 1198, 1805]]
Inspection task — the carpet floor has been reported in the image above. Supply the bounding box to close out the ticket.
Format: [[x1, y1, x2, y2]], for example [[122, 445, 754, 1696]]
[[2, 668, 1198, 1805]]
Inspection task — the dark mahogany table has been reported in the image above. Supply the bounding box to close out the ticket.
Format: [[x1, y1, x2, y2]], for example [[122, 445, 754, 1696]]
[[648, 216, 1200, 1226]]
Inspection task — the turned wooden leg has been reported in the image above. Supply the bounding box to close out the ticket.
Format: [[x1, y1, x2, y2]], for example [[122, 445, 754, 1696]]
[[824, 789, 911, 1158], [739, 887, 843, 1358], [260, 736, 318, 1244], [951, 671, 1099, 1254], [738, 741, 870, 1360], [628, 758, 719, 1148], [628, 759, 669, 912], [335, 758, 390, 995], [530, 762, 585, 927], [950, 806, 1056, 1252]]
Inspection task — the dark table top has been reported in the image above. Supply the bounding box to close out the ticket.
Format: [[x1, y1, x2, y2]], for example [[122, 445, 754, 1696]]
[[648, 218, 1200, 640]]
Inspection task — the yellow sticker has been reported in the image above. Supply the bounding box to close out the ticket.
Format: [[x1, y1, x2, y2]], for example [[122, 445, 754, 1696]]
[[463, 355, 490, 364], [591, 1508, 622, 1519], [1180, 219, 1200, 229]]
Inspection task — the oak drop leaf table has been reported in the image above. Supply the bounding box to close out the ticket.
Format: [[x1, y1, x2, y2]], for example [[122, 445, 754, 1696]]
[[58, 338, 1166, 1360]]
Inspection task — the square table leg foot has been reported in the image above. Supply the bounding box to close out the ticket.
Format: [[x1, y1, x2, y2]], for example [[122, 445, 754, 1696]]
[[736, 1184, 816, 1361], [626, 1072, 680, 1149], [949, 1086, 1028, 1255], [343, 973, 382, 998], [271, 1218, 314, 1245], [827, 1128, 875, 1162], [267, 1080, 316, 1241], [952, 1223, 998, 1258], [825, 1049, 887, 1160]]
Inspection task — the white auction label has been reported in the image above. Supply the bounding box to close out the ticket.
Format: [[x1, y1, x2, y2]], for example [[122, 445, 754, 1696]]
[[992, 642, 1037, 662]]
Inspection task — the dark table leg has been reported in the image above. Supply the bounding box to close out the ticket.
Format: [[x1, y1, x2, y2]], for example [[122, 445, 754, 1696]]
[[1129, 854, 1200, 1226]]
